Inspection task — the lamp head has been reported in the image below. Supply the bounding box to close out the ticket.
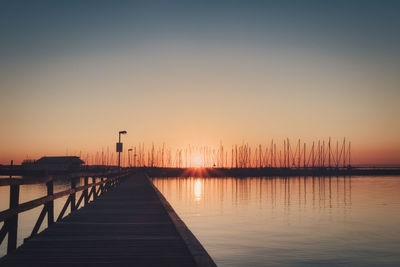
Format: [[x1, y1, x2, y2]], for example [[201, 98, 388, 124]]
[[119, 130, 127, 135]]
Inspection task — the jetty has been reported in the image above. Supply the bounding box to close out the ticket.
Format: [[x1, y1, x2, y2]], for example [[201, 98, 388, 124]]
[[0, 172, 215, 267]]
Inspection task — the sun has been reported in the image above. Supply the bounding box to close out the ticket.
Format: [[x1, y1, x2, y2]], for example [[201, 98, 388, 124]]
[[193, 155, 203, 167]]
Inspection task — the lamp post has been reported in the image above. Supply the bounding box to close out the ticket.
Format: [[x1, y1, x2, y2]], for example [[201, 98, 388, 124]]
[[128, 148, 133, 168], [134, 147, 137, 168], [117, 130, 127, 169]]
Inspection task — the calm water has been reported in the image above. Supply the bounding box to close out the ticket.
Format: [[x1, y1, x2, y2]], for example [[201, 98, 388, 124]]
[[151, 176, 400, 267]]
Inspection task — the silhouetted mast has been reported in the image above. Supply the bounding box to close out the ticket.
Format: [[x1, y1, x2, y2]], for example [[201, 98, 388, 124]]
[[343, 138, 346, 168], [328, 137, 331, 169]]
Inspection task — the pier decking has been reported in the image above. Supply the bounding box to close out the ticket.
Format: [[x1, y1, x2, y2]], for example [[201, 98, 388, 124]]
[[0, 173, 215, 267]]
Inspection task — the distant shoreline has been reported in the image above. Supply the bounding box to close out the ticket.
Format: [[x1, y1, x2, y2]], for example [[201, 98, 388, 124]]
[[145, 167, 400, 177], [1, 166, 400, 177]]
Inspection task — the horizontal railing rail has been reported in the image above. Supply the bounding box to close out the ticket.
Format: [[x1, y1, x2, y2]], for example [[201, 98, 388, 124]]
[[0, 170, 126, 187], [0, 170, 129, 255]]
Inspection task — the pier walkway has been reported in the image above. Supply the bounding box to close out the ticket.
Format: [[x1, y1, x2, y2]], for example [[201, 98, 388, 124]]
[[0, 173, 215, 267]]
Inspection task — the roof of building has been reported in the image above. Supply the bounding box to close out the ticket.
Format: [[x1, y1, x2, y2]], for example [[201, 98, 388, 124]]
[[36, 156, 85, 165]]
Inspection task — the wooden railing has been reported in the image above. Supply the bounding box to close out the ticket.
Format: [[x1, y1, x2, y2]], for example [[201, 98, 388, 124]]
[[0, 170, 129, 255]]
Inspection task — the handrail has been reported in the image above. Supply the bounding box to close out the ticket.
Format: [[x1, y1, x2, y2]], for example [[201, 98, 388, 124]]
[[0, 170, 130, 255], [0, 170, 127, 187]]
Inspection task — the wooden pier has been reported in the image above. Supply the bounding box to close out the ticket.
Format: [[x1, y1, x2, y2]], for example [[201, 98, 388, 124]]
[[0, 173, 215, 267]]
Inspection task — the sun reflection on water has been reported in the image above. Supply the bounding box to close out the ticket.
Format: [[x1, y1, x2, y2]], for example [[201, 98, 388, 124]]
[[194, 179, 202, 201]]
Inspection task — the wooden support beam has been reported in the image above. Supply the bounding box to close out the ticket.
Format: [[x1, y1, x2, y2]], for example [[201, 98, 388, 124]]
[[100, 177, 105, 194], [84, 176, 89, 205], [92, 177, 98, 200], [56, 196, 71, 222], [70, 177, 77, 212], [96, 184, 102, 196], [30, 206, 47, 237], [75, 189, 86, 209], [88, 185, 96, 201], [0, 222, 8, 245], [46, 180, 54, 226], [7, 183, 19, 253]]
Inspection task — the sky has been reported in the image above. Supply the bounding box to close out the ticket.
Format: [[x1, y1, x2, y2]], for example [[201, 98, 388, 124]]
[[1, 0, 400, 165]]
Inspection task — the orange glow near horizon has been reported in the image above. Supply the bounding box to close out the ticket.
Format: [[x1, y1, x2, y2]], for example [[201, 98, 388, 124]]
[[0, 139, 400, 166]]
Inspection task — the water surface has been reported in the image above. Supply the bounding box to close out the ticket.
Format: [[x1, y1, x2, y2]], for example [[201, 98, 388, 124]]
[[151, 176, 400, 266]]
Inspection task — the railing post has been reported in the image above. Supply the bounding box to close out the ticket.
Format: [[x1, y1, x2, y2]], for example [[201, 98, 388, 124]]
[[46, 180, 54, 226], [105, 176, 109, 192], [93, 177, 98, 200], [71, 177, 76, 212], [100, 177, 104, 194], [84, 176, 89, 205], [7, 182, 20, 253]]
